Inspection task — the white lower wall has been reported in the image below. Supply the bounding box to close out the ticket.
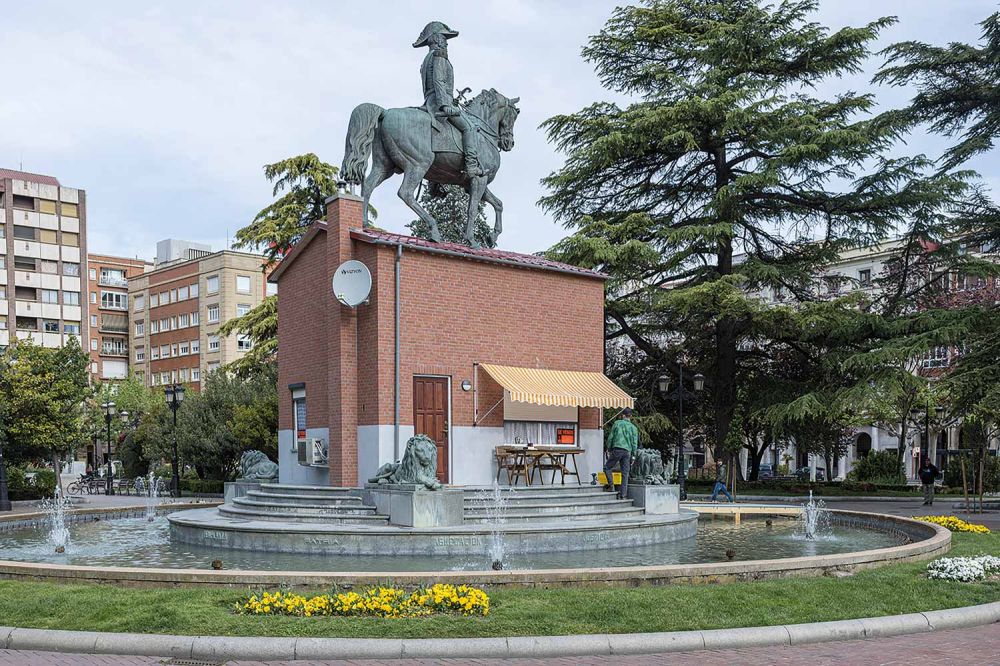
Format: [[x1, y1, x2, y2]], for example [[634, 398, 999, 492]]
[[450, 426, 504, 486], [277, 428, 330, 486], [578, 429, 604, 483], [358, 424, 413, 485]]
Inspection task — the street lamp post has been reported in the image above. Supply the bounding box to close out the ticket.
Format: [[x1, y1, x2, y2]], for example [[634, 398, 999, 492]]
[[101, 401, 116, 495], [660, 366, 705, 501], [910, 400, 946, 466], [165, 385, 185, 498], [0, 438, 11, 512]]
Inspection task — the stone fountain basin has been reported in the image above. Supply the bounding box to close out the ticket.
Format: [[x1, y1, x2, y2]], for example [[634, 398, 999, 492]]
[[166, 506, 700, 555]]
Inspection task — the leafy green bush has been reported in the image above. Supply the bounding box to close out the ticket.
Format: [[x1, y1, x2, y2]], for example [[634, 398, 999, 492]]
[[4, 465, 56, 501], [180, 479, 225, 495], [944, 455, 1000, 493], [846, 450, 904, 484]]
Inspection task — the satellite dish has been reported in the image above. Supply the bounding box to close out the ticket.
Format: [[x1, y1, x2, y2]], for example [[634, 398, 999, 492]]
[[332, 259, 372, 307]]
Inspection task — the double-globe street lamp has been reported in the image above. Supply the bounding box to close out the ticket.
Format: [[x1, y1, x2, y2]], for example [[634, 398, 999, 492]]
[[659, 366, 705, 501], [164, 384, 185, 498]]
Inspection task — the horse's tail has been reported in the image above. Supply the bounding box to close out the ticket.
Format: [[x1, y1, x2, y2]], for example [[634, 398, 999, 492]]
[[342, 103, 384, 185]]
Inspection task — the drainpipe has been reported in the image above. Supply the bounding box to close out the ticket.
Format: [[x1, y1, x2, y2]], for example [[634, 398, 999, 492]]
[[394, 243, 402, 461]]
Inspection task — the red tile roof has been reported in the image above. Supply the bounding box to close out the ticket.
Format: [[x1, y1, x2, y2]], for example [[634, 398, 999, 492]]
[[351, 228, 607, 280], [0, 168, 60, 186]]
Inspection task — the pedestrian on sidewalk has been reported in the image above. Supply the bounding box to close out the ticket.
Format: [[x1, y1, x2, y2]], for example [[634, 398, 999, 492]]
[[711, 460, 734, 502], [604, 408, 638, 500], [918, 457, 940, 506]]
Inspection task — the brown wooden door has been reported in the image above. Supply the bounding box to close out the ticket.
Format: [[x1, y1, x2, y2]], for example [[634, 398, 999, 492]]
[[414, 376, 450, 483]]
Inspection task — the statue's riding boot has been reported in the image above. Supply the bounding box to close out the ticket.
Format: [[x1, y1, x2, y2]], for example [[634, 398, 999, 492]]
[[462, 130, 483, 177]]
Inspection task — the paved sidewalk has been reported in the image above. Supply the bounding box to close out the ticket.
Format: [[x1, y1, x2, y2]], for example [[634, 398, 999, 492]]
[[1, 623, 997, 665]]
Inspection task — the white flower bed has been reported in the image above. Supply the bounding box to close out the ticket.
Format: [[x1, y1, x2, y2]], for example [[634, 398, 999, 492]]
[[926, 555, 1000, 582]]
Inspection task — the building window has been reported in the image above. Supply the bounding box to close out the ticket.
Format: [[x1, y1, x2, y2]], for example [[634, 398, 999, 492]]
[[150, 347, 159, 360], [160, 372, 169, 385], [61, 203, 79, 218], [63, 322, 80, 335], [169, 288, 176, 303], [191, 339, 200, 354], [160, 291, 169, 305], [171, 343, 178, 357], [207, 361, 220, 374], [62, 232, 79, 247], [266, 281, 277, 296], [0, 286, 6, 300], [40, 260, 58, 274], [63, 262, 80, 277], [91, 338, 98, 351], [39, 229, 57, 244], [236, 275, 251, 294], [135, 320, 145, 336], [179, 313, 189, 328], [43, 320, 60, 333], [90, 291, 97, 304], [858, 269, 871, 287], [191, 368, 201, 382], [207, 304, 220, 323], [15, 286, 37, 301], [63, 291, 80, 306], [41, 289, 59, 304], [150, 320, 159, 334], [0, 315, 6, 330], [191, 311, 200, 325], [100, 291, 128, 310], [150, 293, 159, 308], [922, 346, 950, 369], [179, 368, 189, 381], [178, 286, 189, 301], [16, 317, 37, 331], [13, 225, 36, 240], [90, 314, 97, 326], [190, 283, 199, 297], [161, 344, 170, 358], [236, 303, 251, 317], [13, 256, 36, 271], [135, 347, 145, 362], [39, 199, 57, 215], [180, 342, 189, 355], [208, 334, 220, 351], [12, 194, 33, 210], [206, 275, 219, 294], [237, 335, 253, 351], [0, 257, 5, 270], [293, 395, 307, 450], [134, 294, 145, 311], [99, 268, 127, 287], [89, 268, 97, 280]]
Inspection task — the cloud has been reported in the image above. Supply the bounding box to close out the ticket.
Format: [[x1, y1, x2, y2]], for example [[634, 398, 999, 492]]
[[0, 0, 995, 259]]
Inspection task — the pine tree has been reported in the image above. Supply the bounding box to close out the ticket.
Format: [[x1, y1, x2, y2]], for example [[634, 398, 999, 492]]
[[406, 183, 494, 247], [540, 0, 961, 460]]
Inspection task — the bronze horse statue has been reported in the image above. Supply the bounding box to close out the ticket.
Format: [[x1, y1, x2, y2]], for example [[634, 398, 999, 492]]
[[341, 88, 520, 248]]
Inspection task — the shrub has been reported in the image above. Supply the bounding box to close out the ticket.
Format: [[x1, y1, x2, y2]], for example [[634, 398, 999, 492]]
[[180, 479, 225, 495], [847, 450, 904, 484], [944, 455, 1000, 493]]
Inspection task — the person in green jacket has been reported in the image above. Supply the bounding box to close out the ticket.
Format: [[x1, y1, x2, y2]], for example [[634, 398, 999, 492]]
[[604, 408, 639, 500]]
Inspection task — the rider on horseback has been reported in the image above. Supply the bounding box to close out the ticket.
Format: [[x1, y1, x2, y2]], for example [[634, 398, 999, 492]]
[[413, 21, 483, 178]]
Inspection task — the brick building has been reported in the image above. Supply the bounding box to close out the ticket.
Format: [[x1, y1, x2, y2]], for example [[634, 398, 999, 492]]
[[270, 194, 631, 487], [0, 168, 87, 352], [128, 240, 270, 389], [85, 253, 152, 381]]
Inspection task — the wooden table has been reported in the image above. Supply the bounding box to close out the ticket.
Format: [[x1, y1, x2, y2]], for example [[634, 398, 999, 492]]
[[495, 445, 584, 486]]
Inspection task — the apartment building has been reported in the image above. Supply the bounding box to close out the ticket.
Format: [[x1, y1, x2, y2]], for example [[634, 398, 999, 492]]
[[128, 240, 271, 390], [86, 254, 152, 381], [0, 168, 87, 351]]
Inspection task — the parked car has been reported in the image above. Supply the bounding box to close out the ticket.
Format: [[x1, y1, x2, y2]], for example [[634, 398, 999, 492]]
[[757, 463, 775, 479], [794, 466, 826, 481]]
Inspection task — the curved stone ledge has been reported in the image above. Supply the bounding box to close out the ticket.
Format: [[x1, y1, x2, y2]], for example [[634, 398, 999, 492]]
[[0, 508, 950, 589]]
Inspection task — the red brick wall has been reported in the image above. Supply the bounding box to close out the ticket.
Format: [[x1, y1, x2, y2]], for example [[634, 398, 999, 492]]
[[276, 231, 330, 431]]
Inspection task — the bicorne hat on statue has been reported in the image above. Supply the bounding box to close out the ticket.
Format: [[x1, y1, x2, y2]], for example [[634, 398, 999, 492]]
[[413, 21, 459, 48]]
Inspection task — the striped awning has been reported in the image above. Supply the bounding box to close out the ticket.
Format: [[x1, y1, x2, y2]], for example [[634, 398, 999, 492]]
[[479, 364, 634, 409]]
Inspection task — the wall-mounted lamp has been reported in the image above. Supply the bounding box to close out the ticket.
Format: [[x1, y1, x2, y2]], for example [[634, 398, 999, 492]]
[[461, 380, 473, 392]]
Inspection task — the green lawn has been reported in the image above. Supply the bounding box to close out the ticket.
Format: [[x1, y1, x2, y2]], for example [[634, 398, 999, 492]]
[[0, 532, 997, 638]]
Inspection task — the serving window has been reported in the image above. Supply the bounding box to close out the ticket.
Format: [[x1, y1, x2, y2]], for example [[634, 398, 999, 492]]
[[502, 393, 578, 445]]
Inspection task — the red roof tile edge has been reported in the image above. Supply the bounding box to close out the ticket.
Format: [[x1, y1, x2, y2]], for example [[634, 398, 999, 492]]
[[0, 168, 61, 186]]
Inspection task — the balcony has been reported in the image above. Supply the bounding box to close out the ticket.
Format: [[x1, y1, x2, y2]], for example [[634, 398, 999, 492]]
[[100, 344, 129, 357], [99, 314, 129, 334], [99, 275, 128, 288]]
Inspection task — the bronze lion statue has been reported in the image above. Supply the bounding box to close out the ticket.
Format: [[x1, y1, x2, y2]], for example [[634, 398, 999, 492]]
[[368, 434, 442, 490], [630, 447, 669, 485], [238, 450, 279, 481]]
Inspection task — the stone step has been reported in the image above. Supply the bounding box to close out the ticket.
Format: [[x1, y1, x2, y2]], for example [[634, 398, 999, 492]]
[[231, 498, 378, 515], [257, 484, 361, 496], [464, 505, 645, 524], [218, 505, 390, 524], [461, 484, 603, 495], [464, 497, 633, 514], [246, 490, 367, 505], [463, 490, 616, 505]]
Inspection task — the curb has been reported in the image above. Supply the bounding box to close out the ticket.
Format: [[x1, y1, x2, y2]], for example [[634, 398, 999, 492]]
[[1, 601, 998, 660], [684, 494, 965, 503]]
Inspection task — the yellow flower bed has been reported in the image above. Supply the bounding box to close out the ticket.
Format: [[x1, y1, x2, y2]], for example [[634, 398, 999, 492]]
[[914, 515, 991, 534], [236, 584, 490, 618]]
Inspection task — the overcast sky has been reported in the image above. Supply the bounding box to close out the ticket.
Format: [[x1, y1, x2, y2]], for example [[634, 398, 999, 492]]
[[0, 1, 996, 261]]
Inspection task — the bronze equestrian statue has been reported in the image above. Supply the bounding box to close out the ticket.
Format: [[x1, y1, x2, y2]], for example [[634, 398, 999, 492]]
[[342, 21, 520, 248]]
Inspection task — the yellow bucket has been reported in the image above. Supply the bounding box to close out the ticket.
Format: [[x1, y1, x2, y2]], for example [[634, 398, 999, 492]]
[[597, 471, 622, 485]]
